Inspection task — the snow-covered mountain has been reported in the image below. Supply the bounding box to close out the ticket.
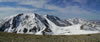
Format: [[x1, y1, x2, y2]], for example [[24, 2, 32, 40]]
[[0, 13, 100, 35]]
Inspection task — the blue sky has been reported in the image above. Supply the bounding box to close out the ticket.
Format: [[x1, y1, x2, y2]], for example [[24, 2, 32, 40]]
[[0, 0, 100, 20]]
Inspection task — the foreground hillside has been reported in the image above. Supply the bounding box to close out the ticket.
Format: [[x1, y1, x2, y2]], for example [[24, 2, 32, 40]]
[[0, 32, 100, 42]]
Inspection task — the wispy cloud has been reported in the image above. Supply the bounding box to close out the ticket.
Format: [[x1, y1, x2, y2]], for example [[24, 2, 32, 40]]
[[0, 0, 99, 20], [18, 0, 47, 8], [0, 6, 38, 18]]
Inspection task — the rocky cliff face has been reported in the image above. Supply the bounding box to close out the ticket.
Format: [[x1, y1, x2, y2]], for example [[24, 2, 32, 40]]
[[0, 13, 100, 35]]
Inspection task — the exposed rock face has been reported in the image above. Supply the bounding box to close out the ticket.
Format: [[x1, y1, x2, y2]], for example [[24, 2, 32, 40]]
[[0, 13, 69, 35], [0, 13, 100, 35]]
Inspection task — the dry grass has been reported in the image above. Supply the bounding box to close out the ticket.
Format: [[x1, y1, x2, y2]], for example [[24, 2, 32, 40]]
[[0, 32, 100, 42]]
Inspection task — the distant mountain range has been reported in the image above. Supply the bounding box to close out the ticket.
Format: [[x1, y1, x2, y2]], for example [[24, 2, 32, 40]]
[[0, 13, 100, 35]]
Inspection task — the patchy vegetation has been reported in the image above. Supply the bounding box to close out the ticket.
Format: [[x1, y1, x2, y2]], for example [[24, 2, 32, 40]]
[[0, 32, 100, 42]]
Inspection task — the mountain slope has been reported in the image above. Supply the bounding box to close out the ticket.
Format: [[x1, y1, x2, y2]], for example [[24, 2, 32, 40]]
[[0, 13, 100, 35]]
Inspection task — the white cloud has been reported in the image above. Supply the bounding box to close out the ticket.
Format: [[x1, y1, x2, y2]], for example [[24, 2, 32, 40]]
[[0, 0, 47, 8], [0, 0, 99, 20], [72, 0, 87, 4], [0, 0, 98, 15], [0, 6, 38, 18], [45, 5, 93, 15], [0, 0, 34, 2]]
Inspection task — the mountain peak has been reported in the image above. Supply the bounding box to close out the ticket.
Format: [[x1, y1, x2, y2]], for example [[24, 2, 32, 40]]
[[0, 13, 100, 35], [16, 13, 39, 18]]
